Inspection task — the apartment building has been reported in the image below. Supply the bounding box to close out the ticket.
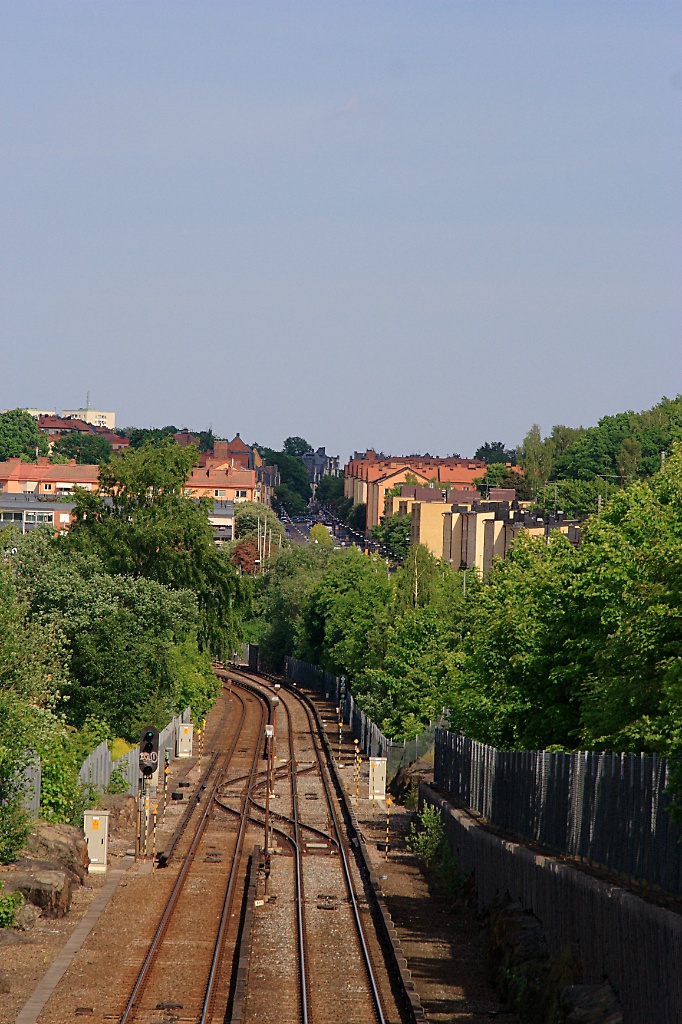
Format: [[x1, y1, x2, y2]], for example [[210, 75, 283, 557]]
[[344, 450, 488, 531], [185, 465, 259, 504], [62, 408, 116, 430], [0, 493, 75, 533], [0, 458, 99, 496], [408, 490, 583, 575]]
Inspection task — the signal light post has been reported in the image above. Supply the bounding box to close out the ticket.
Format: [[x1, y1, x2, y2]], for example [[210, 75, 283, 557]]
[[137, 726, 159, 861]]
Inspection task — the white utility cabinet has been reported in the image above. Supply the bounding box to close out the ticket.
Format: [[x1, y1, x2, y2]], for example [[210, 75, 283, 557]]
[[176, 723, 194, 758], [369, 757, 387, 800], [84, 809, 110, 873]]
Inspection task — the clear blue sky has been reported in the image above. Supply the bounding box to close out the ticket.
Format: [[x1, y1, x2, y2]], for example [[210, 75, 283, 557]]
[[1, 1, 679, 460]]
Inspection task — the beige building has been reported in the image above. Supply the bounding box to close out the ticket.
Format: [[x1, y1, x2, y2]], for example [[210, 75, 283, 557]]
[[62, 408, 116, 430], [409, 491, 583, 576]]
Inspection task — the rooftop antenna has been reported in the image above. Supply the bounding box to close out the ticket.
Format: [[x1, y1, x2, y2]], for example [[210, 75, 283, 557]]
[[86, 390, 90, 411]]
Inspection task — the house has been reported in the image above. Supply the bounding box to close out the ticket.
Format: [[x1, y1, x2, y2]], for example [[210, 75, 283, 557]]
[[174, 429, 200, 448], [0, 458, 99, 496]]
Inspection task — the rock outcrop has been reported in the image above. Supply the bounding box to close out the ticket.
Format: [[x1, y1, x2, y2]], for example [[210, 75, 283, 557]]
[[25, 822, 89, 882], [0, 861, 73, 918]]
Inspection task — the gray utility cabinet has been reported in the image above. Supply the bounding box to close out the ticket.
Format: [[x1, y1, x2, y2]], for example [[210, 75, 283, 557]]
[[83, 809, 110, 873], [176, 723, 194, 757], [369, 757, 387, 800]]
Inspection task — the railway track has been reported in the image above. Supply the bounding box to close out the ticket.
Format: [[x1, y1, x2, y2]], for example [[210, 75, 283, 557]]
[[116, 668, 414, 1024], [224, 667, 408, 1024], [118, 677, 271, 1024]]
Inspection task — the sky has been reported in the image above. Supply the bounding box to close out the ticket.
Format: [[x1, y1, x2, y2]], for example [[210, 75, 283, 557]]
[[1, 1, 680, 461]]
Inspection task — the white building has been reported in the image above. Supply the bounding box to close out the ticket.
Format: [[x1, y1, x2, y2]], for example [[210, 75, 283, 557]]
[[62, 408, 116, 430]]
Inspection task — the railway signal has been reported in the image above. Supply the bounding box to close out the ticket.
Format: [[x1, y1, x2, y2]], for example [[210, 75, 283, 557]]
[[139, 726, 159, 777]]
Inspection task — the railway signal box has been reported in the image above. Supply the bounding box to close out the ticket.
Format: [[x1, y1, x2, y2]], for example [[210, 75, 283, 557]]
[[139, 726, 160, 777]]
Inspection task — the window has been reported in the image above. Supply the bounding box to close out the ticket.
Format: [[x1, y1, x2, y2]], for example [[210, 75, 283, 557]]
[[235, 490, 247, 499], [43, 483, 53, 491], [0, 511, 22, 523], [214, 489, 226, 498], [25, 511, 54, 524]]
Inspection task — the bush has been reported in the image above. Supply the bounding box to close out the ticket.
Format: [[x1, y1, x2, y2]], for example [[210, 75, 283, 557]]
[[107, 764, 129, 795], [0, 796, 30, 865], [406, 804, 444, 868], [406, 803, 463, 897], [0, 881, 24, 928]]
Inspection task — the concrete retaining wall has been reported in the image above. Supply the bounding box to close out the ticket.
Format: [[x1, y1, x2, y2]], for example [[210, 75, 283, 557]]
[[420, 783, 682, 1024]]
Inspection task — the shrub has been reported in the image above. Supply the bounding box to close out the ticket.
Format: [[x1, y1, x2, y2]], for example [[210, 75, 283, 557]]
[[107, 764, 129, 795], [0, 881, 24, 928], [406, 803, 463, 897]]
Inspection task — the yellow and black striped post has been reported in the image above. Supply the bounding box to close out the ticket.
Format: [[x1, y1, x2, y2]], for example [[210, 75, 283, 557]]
[[151, 803, 158, 870], [385, 795, 392, 860]]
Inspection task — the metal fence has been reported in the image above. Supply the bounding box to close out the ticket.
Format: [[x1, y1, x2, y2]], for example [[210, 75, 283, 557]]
[[435, 729, 682, 894], [78, 709, 191, 800], [21, 708, 192, 817], [284, 657, 439, 780], [22, 762, 42, 818]]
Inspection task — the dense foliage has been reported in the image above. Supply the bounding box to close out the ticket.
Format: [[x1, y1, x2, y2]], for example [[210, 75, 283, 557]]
[[0, 443, 243, 853], [66, 441, 246, 655], [247, 446, 682, 770], [518, 396, 682, 496], [259, 446, 311, 515], [52, 432, 112, 465], [370, 512, 412, 559]]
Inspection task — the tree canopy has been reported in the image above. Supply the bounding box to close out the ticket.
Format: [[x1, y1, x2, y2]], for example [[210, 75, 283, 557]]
[[0, 409, 49, 461], [474, 441, 516, 464], [283, 436, 313, 457], [65, 441, 246, 655], [52, 432, 112, 465]]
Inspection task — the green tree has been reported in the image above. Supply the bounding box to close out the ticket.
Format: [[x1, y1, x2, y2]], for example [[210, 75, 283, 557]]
[[260, 448, 311, 507], [234, 502, 286, 547], [283, 436, 313, 457], [0, 409, 49, 461], [315, 474, 344, 506], [303, 549, 392, 676], [250, 545, 330, 669], [310, 523, 334, 549], [52, 433, 112, 465], [518, 424, 554, 489], [347, 502, 367, 533], [474, 441, 516, 464], [370, 513, 412, 560], [126, 426, 178, 449], [0, 548, 65, 860], [66, 441, 246, 656]]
